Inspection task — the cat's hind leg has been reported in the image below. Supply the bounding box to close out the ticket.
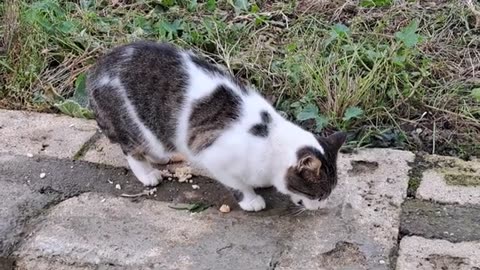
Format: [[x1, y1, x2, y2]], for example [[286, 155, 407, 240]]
[[146, 152, 186, 165], [126, 154, 163, 187]]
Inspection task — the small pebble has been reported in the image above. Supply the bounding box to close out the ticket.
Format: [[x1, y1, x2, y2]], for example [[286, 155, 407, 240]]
[[168, 177, 172, 181], [115, 184, 121, 190], [107, 179, 113, 184], [379, 260, 385, 265], [192, 184, 200, 190], [27, 153, 33, 158], [100, 198, 106, 203], [189, 179, 193, 183], [219, 204, 231, 213], [39, 173, 46, 179]]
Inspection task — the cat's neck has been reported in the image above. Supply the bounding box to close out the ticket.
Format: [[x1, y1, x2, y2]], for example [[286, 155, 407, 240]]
[[269, 114, 317, 164]]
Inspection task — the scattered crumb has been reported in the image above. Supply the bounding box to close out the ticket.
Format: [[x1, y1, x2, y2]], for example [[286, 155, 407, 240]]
[[115, 184, 121, 190], [39, 173, 46, 179], [100, 198, 106, 203], [174, 167, 193, 183], [70, 165, 74, 169], [27, 153, 33, 158], [219, 204, 231, 213], [160, 169, 173, 177], [69, 124, 75, 128], [107, 179, 113, 184], [192, 184, 200, 190], [379, 260, 385, 265], [188, 179, 193, 183]]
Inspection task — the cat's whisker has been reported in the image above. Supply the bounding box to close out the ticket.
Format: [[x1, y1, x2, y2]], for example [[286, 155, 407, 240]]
[[292, 208, 306, 217]]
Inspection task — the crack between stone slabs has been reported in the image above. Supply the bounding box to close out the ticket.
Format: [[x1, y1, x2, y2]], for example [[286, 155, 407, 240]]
[[267, 241, 289, 270], [72, 131, 102, 160], [406, 153, 429, 198]]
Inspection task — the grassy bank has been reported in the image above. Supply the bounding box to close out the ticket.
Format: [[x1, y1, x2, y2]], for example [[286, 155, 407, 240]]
[[1, 0, 479, 158]]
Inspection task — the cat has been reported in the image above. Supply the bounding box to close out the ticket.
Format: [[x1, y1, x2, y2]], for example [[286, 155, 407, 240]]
[[86, 41, 346, 212]]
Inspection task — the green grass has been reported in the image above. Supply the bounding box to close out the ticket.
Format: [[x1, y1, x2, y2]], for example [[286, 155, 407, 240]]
[[1, 0, 479, 158]]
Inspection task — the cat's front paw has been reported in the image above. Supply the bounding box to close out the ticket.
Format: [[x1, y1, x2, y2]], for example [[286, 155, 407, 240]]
[[239, 195, 266, 212], [138, 170, 163, 187]]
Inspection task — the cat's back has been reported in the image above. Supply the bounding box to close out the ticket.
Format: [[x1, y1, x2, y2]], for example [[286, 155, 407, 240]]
[[88, 41, 186, 93], [87, 41, 188, 152]]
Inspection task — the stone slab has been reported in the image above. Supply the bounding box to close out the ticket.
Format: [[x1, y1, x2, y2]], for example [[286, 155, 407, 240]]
[[400, 199, 480, 243], [416, 155, 480, 205], [396, 236, 480, 270], [0, 109, 97, 159], [14, 149, 414, 270], [0, 155, 61, 256], [82, 135, 128, 168]]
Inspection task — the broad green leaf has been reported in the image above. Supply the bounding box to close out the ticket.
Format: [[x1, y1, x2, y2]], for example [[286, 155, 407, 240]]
[[315, 116, 329, 132], [472, 88, 480, 102], [395, 20, 420, 48], [296, 104, 319, 121], [58, 21, 76, 34], [73, 73, 88, 107], [392, 54, 406, 67], [234, 0, 249, 11], [207, 0, 216, 11], [55, 100, 94, 119], [333, 23, 350, 37], [188, 0, 198, 11], [286, 43, 297, 53], [290, 101, 301, 108], [250, 3, 260, 13], [343, 107, 364, 121]]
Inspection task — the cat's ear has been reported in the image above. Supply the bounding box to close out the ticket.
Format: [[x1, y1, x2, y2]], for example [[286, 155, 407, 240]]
[[297, 155, 322, 176], [325, 131, 347, 152]]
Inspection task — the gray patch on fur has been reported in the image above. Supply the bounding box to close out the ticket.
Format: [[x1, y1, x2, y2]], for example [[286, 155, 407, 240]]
[[232, 189, 244, 202], [87, 41, 187, 154], [188, 85, 242, 153], [249, 110, 272, 137]]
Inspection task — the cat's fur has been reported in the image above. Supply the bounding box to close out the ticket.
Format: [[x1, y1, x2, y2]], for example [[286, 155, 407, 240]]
[[87, 41, 346, 212]]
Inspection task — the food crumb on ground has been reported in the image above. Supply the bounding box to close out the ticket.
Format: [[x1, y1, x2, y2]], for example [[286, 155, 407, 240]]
[[27, 153, 33, 158], [192, 184, 200, 190], [174, 167, 193, 183], [39, 172, 46, 179], [219, 204, 231, 213], [115, 184, 121, 190]]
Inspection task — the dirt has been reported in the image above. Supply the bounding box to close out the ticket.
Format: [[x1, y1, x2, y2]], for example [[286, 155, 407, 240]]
[[348, 160, 379, 176], [317, 241, 368, 269]]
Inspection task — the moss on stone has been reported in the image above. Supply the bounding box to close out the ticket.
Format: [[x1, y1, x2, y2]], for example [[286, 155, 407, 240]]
[[444, 173, 480, 187]]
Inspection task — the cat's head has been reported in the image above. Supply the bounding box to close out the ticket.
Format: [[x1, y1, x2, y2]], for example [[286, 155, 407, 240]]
[[284, 132, 346, 210]]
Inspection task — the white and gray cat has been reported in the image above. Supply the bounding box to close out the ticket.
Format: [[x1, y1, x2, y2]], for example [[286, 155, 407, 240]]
[[86, 41, 346, 212]]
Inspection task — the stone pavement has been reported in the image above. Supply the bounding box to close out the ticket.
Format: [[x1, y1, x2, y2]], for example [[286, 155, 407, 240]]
[[0, 109, 479, 270]]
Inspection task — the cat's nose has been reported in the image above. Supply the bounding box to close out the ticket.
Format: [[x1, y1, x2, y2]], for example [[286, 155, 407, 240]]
[[296, 200, 303, 206]]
